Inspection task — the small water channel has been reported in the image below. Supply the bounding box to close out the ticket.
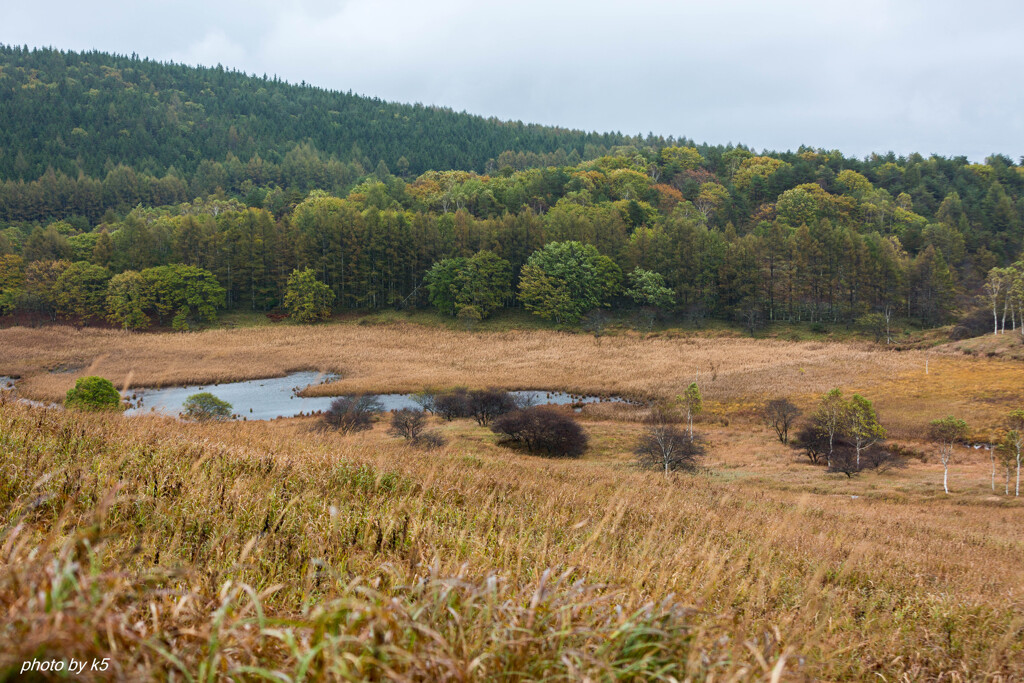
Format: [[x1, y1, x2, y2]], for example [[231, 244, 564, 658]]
[[124, 371, 624, 420]]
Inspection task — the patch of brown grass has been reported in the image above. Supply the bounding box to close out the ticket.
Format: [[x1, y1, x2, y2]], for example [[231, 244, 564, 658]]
[[6, 320, 1024, 440], [1, 401, 1022, 679], [1, 321, 920, 403]]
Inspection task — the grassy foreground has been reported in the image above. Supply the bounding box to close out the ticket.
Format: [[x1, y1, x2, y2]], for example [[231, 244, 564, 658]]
[[1, 396, 1022, 680]]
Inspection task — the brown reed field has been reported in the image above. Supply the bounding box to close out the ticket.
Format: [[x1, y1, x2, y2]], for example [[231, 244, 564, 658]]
[[1, 322, 1023, 680], [3, 320, 1024, 434]]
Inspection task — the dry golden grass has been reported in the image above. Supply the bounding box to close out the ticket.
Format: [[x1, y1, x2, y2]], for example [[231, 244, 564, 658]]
[[0, 322, 920, 403], [5, 321, 1024, 438], [0, 399, 1021, 680], [3, 322, 1024, 678], [944, 331, 1024, 361]]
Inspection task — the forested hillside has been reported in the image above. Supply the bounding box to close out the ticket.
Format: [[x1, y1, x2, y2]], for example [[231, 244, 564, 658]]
[[0, 45, 636, 184], [1, 45, 1023, 332]]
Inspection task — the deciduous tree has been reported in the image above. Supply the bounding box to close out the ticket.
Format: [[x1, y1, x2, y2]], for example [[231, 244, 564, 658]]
[[283, 267, 335, 323], [763, 398, 800, 444], [54, 261, 111, 321], [676, 382, 702, 441], [929, 416, 968, 494], [106, 270, 151, 330]]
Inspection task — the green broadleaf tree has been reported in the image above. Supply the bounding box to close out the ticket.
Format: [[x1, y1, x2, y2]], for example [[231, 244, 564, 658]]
[[518, 241, 620, 324], [283, 267, 335, 323], [106, 270, 151, 330]]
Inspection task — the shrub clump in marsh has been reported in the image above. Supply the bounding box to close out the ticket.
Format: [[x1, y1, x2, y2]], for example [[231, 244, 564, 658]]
[[432, 387, 516, 425], [323, 395, 383, 434], [64, 376, 122, 411], [390, 408, 447, 449], [491, 406, 587, 458], [182, 392, 233, 421], [390, 408, 427, 440]]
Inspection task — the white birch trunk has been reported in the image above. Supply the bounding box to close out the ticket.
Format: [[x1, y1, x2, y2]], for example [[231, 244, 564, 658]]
[[1017, 449, 1021, 497], [991, 451, 996, 491]]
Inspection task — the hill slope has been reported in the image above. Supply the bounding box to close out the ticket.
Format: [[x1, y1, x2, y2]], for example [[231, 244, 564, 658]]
[[0, 45, 641, 180]]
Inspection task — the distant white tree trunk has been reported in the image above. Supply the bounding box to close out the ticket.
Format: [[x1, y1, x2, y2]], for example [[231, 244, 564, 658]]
[[940, 445, 953, 494], [1017, 447, 1021, 497], [991, 448, 996, 492], [984, 273, 1003, 336]]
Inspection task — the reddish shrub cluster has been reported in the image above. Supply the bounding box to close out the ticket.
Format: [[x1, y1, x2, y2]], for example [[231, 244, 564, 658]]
[[433, 388, 517, 425], [491, 407, 588, 458]]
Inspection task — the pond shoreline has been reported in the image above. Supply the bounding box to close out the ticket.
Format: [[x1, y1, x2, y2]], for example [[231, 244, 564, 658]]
[[123, 371, 631, 421]]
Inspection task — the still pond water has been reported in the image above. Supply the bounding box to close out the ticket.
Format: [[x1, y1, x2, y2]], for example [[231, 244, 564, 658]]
[[124, 372, 622, 420]]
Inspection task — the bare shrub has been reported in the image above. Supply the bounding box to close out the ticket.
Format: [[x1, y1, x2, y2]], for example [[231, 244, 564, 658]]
[[414, 430, 448, 450], [410, 390, 437, 414], [323, 395, 383, 434], [434, 388, 472, 421], [630, 409, 704, 473], [792, 422, 902, 476], [763, 398, 800, 444], [467, 388, 517, 425], [390, 408, 427, 440], [827, 444, 861, 478], [513, 392, 540, 410], [791, 423, 828, 465], [862, 443, 908, 473], [491, 407, 588, 458]]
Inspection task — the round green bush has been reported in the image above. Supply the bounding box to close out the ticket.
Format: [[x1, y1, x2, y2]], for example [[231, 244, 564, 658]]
[[182, 392, 233, 421], [65, 376, 123, 412]]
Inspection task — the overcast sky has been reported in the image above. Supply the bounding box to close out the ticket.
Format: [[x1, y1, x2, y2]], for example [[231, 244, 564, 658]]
[[3, 0, 1022, 161]]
